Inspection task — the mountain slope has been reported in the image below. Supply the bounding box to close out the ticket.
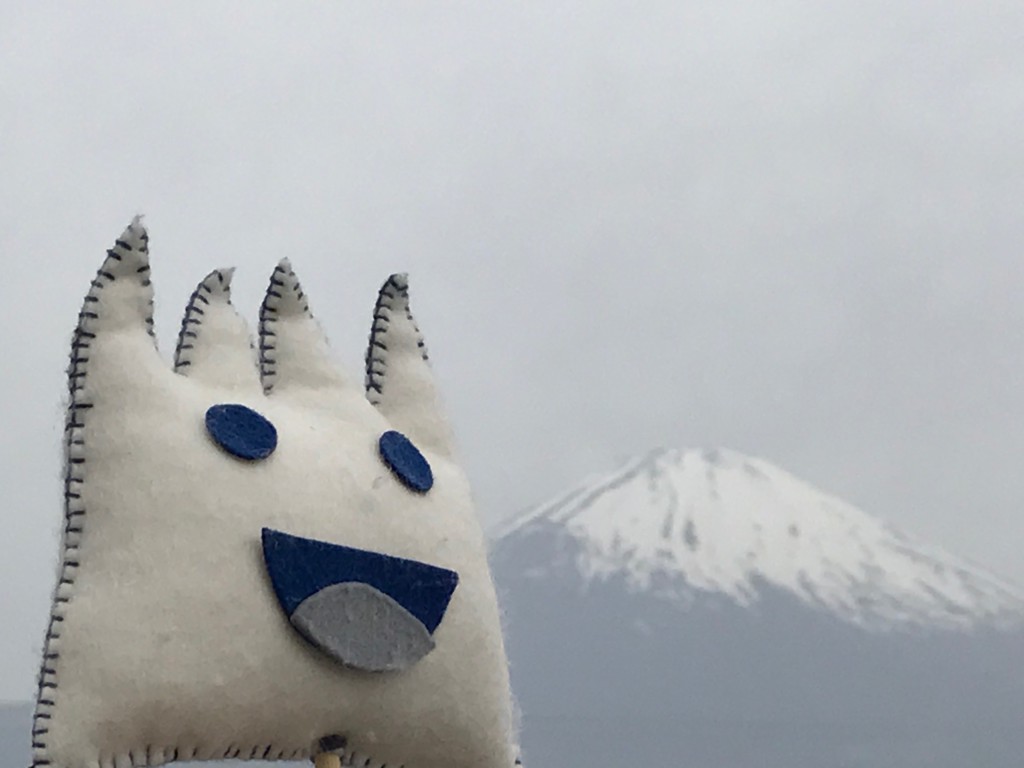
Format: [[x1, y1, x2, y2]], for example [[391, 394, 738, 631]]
[[492, 448, 1024, 768], [494, 447, 1023, 631]]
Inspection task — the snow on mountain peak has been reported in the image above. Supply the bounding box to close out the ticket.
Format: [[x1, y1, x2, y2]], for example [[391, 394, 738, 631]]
[[494, 447, 1024, 631]]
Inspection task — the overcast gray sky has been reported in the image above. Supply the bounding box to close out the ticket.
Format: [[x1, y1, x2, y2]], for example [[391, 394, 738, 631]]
[[2, 1, 1023, 700]]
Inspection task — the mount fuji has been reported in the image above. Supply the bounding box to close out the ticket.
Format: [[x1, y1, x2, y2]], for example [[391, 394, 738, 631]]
[[492, 448, 1024, 768]]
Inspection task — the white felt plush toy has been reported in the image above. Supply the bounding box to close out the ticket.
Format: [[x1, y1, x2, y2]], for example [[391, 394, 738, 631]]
[[32, 219, 521, 768]]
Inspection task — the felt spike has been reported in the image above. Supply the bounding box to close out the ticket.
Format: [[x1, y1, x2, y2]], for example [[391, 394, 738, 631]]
[[259, 259, 352, 395], [82, 216, 157, 340], [365, 274, 455, 457], [173, 268, 260, 391]]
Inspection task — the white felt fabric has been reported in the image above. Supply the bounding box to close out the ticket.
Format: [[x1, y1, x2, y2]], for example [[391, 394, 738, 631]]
[[34, 220, 518, 768]]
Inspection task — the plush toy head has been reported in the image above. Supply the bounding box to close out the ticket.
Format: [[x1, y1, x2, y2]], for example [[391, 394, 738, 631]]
[[32, 219, 518, 768]]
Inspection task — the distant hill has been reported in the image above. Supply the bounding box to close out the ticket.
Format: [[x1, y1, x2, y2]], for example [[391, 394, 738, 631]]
[[492, 448, 1024, 768], [0, 703, 29, 768]]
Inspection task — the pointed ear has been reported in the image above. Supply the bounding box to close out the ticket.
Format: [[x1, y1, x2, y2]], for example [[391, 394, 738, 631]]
[[173, 268, 261, 394], [365, 274, 455, 457], [71, 217, 162, 382], [259, 259, 360, 398], [80, 217, 156, 338]]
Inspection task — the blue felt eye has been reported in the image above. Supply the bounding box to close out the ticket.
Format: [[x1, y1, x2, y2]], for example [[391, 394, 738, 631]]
[[205, 404, 278, 461], [378, 430, 433, 493]]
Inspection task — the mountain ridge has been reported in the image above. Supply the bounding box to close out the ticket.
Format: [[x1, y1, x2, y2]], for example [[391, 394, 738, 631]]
[[493, 446, 1023, 632], [491, 448, 1024, 766]]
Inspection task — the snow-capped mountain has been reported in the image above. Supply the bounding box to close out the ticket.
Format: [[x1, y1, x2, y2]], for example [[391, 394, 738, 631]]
[[494, 447, 1024, 631], [491, 448, 1024, 768]]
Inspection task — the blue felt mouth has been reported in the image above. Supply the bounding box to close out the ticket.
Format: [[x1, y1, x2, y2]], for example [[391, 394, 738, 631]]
[[260, 528, 459, 634]]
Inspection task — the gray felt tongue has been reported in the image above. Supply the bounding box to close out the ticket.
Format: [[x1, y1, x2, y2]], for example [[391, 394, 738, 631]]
[[289, 582, 436, 672]]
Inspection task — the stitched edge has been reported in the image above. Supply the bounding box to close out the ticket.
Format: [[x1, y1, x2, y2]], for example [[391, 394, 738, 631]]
[[338, 747, 406, 768], [172, 269, 233, 372], [258, 260, 310, 394], [94, 742, 312, 767], [364, 273, 428, 406], [32, 227, 153, 768], [67, 739, 416, 767], [258, 265, 283, 393]]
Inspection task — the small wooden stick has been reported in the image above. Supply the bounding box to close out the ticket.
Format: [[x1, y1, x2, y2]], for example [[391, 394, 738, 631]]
[[314, 734, 346, 768], [314, 753, 341, 768]]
